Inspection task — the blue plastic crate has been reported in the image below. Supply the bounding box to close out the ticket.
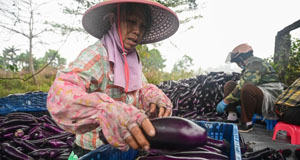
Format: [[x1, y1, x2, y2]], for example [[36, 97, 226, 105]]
[[79, 145, 139, 160], [0, 91, 48, 115], [196, 121, 241, 160], [80, 121, 241, 160], [252, 113, 277, 130]]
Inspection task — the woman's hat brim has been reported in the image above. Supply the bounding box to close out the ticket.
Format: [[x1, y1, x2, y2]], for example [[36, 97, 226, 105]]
[[82, 0, 179, 44]]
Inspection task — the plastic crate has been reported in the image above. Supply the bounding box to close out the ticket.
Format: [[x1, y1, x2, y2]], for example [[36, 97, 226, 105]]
[[79, 121, 241, 160], [252, 113, 277, 130], [0, 91, 48, 116], [79, 145, 139, 160], [196, 121, 241, 160]]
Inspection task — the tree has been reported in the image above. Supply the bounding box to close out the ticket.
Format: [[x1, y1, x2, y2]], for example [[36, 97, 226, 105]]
[[0, 0, 56, 84], [1, 46, 20, 72], [172, 54, 193, 72], [39, 49, 66, 68], [269, 38, 300, 85], [171, 54, 194, 80], [137, 45, 166, 72], [15, 52, 29, 70], [137, 45, 167, 84]]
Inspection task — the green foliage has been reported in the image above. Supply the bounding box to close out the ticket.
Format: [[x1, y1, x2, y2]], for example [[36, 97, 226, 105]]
[[137, 45, 196, 84], [137, 45, 167, 84], [1, 47, 65, 73], [171, 54, 195, 80], [268, 38, 300, 85], [137, 45, 166, 72], [37, 49, 67, 68], [0, 47, 65, 97], [0, 68, 57, 97]]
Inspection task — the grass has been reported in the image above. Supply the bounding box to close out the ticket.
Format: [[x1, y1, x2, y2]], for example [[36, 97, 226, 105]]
[[0, 68, 56, 98]]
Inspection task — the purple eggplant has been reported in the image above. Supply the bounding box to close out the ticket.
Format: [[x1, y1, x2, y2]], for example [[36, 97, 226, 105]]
[[199, 145, 222, 154], [32, 130, 47, 140], [47, 139, 69, 148], [27, 126, 41, 136], [66, 136, 75, 147], [166, 151, 228, 159], [27, 132, 73, 145], [145, 117, 207, 150], [13, 138, 39, 152], [43, 123, 65, 134], [148, 145, 223, 156], [6, 112, 33, 117], [0, 125, 30, 134], [55, 152, 72, 160], [1, 143, 34, 160], [3, 132, 14, 138], [28, 148, 67, 158], [0, 119, 37, 127], [21, 135, 30, 140], [205, 137, 230, 153], [41, 115, 58, 126], [242, 148, 272, 160]]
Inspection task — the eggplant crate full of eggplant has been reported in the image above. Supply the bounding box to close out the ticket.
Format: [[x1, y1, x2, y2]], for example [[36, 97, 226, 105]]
[[157, 72, 240, 120], [80, 117, 242, 160]]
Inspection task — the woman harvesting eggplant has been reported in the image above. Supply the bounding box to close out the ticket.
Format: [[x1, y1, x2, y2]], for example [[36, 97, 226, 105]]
[[46, 0, 179, 158], [216, 43, 285, 132]]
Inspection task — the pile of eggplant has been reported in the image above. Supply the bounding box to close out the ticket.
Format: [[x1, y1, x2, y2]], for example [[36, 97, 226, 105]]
[[0, 112, 74, 160], [157, 72, 240, 120], [139, 117, 231, 160]]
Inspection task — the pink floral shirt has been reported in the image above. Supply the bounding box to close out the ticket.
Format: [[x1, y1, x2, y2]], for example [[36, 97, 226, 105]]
[[47, 41, 172, 151]]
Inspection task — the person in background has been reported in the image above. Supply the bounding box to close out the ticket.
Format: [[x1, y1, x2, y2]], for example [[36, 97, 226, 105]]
[[216, 43, 285, 132], [46, 0, 179, 158], [275, 78, 300, 126]]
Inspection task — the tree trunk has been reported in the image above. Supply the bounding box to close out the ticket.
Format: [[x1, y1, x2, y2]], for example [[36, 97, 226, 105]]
[[29, 8, 37, 85], [29, 41, 37, 85]]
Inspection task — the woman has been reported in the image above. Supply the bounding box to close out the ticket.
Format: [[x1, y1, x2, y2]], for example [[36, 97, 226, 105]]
[[46, 0, 179, 158], [216, 43, 284, 132]]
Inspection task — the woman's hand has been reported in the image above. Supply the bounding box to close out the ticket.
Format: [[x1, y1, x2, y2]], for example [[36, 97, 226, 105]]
[[147, 103, 171, 118], [99, 102, 156, 151], [125, 118, 155, 150]]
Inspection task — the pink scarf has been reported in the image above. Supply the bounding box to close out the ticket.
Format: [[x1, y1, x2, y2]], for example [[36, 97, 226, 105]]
[[101, 23, 142, 92]]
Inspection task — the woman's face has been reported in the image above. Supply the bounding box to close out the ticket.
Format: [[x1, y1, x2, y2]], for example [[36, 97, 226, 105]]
[[119, 6, 146, 50]]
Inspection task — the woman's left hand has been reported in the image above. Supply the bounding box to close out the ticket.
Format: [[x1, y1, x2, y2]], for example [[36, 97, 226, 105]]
[[147, 103, 171, 118]]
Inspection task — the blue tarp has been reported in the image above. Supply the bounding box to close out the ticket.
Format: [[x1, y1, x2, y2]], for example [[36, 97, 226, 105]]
[[0, 91, 48, 115]]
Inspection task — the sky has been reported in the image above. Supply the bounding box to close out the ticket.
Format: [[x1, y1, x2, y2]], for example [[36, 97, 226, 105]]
[[1, 0, 300, 73]]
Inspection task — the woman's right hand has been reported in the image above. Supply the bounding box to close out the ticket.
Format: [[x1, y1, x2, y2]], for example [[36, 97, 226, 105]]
[[98, 101, 155, 151], [125, 118, 155, 150]]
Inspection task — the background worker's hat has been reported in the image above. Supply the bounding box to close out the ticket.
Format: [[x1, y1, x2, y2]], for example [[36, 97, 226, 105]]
[[82, 0, 180, 44]]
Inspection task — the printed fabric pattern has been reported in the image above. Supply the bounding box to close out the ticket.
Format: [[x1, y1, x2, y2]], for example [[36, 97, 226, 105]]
[[225, 56, 280, 103], [47, 41, 173, 151], [276, 78, 300, 107]]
